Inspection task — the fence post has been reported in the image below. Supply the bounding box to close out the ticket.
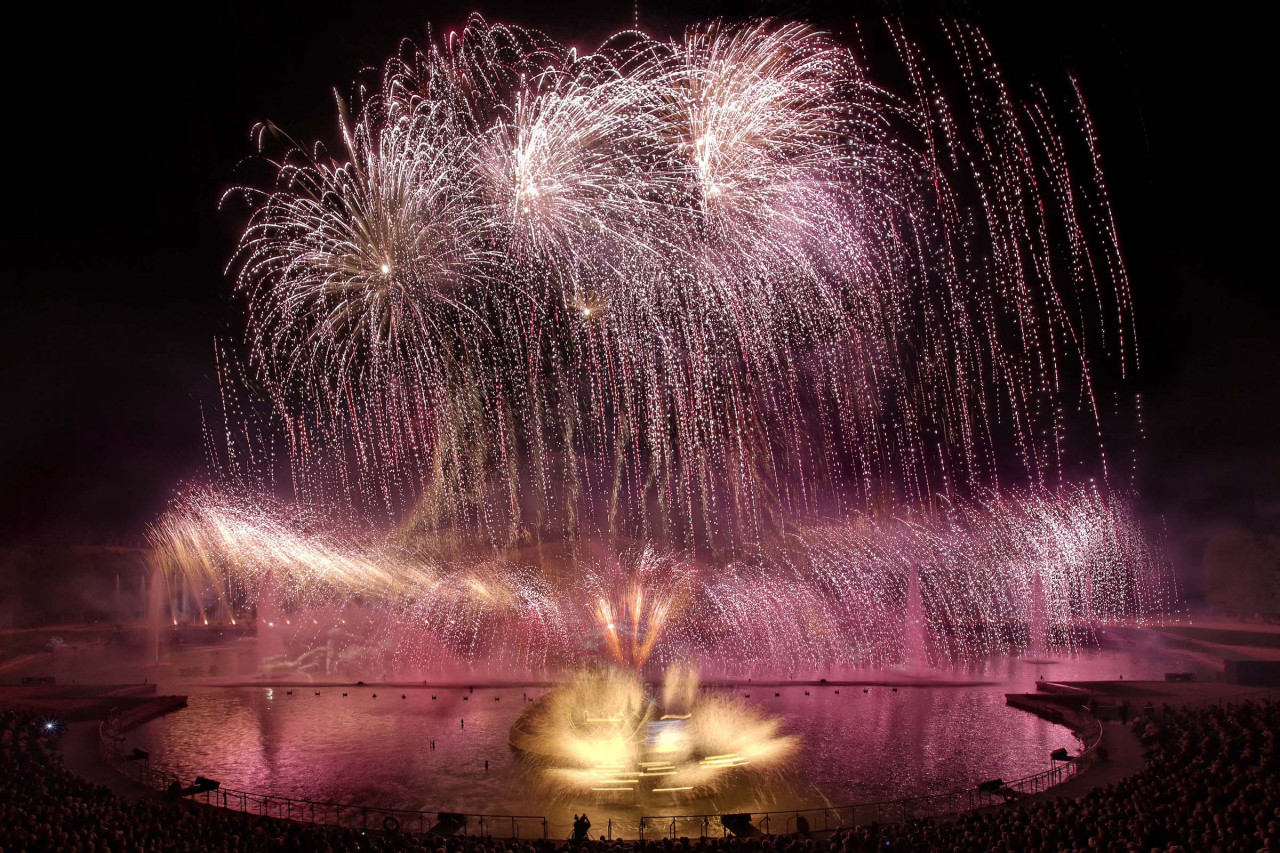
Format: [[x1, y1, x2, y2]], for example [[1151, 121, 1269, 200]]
[[543, 818, 549, 840]]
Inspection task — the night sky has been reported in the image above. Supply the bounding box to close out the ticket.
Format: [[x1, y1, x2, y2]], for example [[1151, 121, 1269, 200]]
[[1, 1, 1273, 597]]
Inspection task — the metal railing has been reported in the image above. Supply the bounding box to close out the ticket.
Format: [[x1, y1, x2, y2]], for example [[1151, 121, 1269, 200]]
[[640, 688, 1280, 840], [640, 715, 1107, 840], [98, 711, 548, 839], [96, 688, 1280, 842]]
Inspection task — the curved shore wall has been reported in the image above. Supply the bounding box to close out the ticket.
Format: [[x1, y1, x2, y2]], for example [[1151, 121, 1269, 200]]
[[94, 688, 1103, 840]]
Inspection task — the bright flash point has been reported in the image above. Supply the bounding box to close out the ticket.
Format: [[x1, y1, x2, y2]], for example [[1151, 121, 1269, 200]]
[[380, 263, 390, 275]]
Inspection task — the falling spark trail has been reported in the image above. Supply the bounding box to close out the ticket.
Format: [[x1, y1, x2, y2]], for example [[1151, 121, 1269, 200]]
[[154, 16, 1175, 674]]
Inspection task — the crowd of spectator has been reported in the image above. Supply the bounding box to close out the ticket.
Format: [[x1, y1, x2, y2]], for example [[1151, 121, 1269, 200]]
[[828, 699, 1279, 851], [2, 699, 1277, 852]]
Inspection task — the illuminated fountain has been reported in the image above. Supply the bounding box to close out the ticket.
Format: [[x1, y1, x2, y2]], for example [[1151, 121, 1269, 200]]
[[146, 566, 165, 664], [903, 565, 929, 672], [510, 667, 796, 801], [1027, 570, 1051, 661]]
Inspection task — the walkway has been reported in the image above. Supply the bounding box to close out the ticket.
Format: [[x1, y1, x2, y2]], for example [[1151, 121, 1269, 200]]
[[1027, 720, 1145, 802], [58, 721, 160, 802]]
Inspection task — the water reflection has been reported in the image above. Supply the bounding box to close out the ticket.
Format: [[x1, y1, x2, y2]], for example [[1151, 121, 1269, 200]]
[[16, 633, 1205, 838], [127, 682, 1067, 835]]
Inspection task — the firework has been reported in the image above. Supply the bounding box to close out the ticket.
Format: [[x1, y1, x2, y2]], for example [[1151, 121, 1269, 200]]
[[153, 15, 1177, 678], [150, 483, 1175, 674], [217, 16, 1138, 549]]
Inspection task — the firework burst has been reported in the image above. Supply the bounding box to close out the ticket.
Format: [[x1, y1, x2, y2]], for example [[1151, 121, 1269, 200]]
[[160, 15, 1174, 674], [217, 16, 1139, 549]]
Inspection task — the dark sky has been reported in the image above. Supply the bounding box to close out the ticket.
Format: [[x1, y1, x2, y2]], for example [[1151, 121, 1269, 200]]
[[1, 1, 1273, 593]]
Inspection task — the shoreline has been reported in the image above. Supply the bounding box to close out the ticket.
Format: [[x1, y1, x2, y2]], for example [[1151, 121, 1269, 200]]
[[61, 679, 1119, 838]]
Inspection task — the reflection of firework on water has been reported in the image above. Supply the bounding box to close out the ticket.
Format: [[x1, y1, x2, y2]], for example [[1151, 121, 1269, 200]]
[[217, 16, 1140, 549], [508, 667, 796, 801], [150, 483, 1175, 673]]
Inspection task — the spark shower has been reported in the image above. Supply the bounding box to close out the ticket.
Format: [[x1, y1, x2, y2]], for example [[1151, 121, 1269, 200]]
[[153, 15, 1176, 676]]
